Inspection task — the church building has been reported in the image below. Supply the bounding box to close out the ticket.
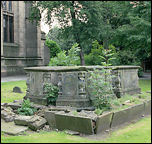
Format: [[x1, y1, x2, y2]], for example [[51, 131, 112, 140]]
[[1, 1, 49, 76]]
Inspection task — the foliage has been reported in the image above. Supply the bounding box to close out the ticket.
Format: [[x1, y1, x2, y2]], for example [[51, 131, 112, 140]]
[[17, 98, 37, 116], [112, 1, 151, 63], [1, 80, 26, 103], [71, 111, 78, 116], [94, 108, 103, 116], [43, 83, 59, 105], [1, 117, 151, 143], [88, 68, 116, 110], [114, 50, 144, 77], [85, 40, 117, 66], [45, 38, 61, 58], [26, 1, 151, 65], [49, 43, 80, 66], [87, 42, 117, 110], [25, 1, 122, 65], [47, 27, 76, 51]]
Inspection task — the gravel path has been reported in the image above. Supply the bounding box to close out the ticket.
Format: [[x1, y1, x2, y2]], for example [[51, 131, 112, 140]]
[[1, 75, 27, 83]]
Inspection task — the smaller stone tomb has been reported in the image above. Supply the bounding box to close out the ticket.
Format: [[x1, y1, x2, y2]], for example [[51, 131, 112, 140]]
[[24, 66, 141, 107]]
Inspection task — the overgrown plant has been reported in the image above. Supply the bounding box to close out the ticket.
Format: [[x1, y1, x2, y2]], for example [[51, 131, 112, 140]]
[[88, 42, 116, 111], [88, 68, 116, 111], [49, 43, 80, 66], [45, 38, 61, 58], [17, 98, 37, 116], [44, 83, 59, 105]]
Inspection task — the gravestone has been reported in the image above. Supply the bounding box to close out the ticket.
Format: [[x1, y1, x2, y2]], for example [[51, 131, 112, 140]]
[[13, 86, 22, 93]]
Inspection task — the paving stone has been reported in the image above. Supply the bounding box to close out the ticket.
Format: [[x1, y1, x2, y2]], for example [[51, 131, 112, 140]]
[[1, 107, 16, 122], [28, 117, 47, 131], [1, 119, 28, 135], [7, 103, 21, 110], [95, 112, 113, 134], [14, 115, 33, 126], [65, 130, 80, 135]]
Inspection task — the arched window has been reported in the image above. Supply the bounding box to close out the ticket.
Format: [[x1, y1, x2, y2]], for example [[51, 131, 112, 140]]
[[2, 1, 14, 43]]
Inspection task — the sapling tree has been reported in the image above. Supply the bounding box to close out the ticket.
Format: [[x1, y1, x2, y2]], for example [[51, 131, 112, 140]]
[[88, 42, 116, 112]]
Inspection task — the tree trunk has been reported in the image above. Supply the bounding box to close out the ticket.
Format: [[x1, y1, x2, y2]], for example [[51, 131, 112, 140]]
[[80, 49, 85, 65], [103, 39, 108, 49]]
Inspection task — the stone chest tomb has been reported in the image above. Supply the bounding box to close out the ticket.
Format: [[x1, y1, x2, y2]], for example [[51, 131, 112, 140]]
[[24, 66, 141, 108]]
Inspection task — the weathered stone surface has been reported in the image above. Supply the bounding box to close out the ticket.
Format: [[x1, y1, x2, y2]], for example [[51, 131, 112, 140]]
[[7, 102, 21, 110], [144, 100, 151, 115], [65, 130, 80, 135], [14, 115, 33, 126], [1, 107, 16, 122], [146, 91, 151, 94], [129, 103, 145, 121], [1, 103, 8, 107], [111, 103, 145, 128], [42, 124, 51, 131], [13, 100, 23, 104], [1, 119, 28, 135], [28, 116, 47, 131], [13, 86, 22, 93], [24, 66, 141, 108], [44, 111, 59, 129], [110, 107, 131, 128], [55, 113, 94, 134], [95, 112, 113, 134]]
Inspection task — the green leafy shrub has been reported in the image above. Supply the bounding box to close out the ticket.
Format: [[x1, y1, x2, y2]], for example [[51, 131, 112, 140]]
[[85, 40, 117, 66], [94, 108, 103, 116], [17, 99, 37, 116], [44, 83, 59, 105], [88, 68, 116, 111], [115, 50, 144, 77], [45, 38, 61, 58], [87, 42, 117, 111], [49, 43, 80, 66]]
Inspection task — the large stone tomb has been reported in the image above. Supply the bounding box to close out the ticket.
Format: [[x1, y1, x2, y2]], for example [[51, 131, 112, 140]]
[[24, 66, 141, 108]]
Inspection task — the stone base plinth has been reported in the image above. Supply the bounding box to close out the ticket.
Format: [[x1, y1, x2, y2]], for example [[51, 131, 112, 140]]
[[56, 99, 91, 108], [24, 96, 48, 106]]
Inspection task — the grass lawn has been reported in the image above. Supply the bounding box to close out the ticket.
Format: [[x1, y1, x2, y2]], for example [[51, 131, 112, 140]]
[[1, 79, 151, 103], [1, 80, 27, 103], [1, 116, 151, 143], [1, 79, 151, 143]]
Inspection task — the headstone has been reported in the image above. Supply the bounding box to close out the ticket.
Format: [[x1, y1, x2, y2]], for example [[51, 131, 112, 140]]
[[13, 86, 22, 93]]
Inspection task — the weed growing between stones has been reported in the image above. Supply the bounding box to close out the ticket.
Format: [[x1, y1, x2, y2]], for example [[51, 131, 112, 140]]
[[17, 99, 37, 116], [88, 68, 116, 111], [43, 83, 59, 106]]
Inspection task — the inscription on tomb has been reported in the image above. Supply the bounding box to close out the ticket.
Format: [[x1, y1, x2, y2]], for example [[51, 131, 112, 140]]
[[62, 73, 78, 98]]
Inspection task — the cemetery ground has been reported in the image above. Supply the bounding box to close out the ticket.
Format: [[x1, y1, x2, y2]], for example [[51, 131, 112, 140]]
[[1, 79, 151, 143]]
